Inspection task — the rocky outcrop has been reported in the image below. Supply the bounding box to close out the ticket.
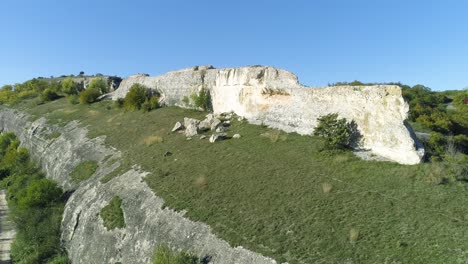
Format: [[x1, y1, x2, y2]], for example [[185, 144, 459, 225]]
[[0, 108, 276, 264], [113, 66, 424, 165]]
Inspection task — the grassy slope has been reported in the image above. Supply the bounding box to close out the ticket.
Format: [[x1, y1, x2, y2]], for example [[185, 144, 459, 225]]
[[13, 98, 468, 263]]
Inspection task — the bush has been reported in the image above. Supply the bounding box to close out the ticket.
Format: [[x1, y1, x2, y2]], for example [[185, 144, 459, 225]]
[[79, 88, 101, 104], [88, 78, 108, 94], [67, 94, 79, 105], [313, 113, 357, 149], [0, 90, 19, 104], [190, 87, 211, 111], [100, 196, 125, 230], [40, 88, 59, 102], [124, 84, 148, 111], [61, 77, 78, 95], [114, 98, 125, 108], [142, 96, 160, 112], [0, 134, 69, 263], [424, 132, 447, 160]]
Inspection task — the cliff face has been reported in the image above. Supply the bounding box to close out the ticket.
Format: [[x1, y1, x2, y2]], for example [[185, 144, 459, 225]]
[[0, 108, 276, 264], [113, 66, 424, 165]]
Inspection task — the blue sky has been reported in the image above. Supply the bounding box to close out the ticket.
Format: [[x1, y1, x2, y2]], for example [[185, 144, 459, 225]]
[[1, 0, 467, 91]]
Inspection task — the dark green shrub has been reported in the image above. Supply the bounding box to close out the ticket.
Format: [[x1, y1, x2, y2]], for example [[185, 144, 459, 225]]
[[114, 98, 125, 108], [124, 84, 148, 111], [425, 132, 447, 160], [100, 196, 125, 230], [41, 88, 59, 102], [313, 113, 356, 149], [79, 88, 101, 104], [142, 96, 160, 112]]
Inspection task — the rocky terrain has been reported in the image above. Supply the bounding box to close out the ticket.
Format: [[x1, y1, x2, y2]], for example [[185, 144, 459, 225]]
[[112, 65, 424, 164], [0, 108, 276, 264]]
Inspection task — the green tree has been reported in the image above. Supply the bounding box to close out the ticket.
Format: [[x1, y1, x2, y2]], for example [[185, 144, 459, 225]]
[[40, 88, 59, 102], [88, 78, 108, 94], [314, 113, 354, 149], [61, 78, 78, 95], [79, 88, 101, 104], [124, 84, 148, 111]]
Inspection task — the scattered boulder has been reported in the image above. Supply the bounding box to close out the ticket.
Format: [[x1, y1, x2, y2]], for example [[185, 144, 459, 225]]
[[216, 126, 227, 133], [211, 119, 222, 130], [184, 117, 200, 128], [233, 134, 241, 139], [184, 118, 200, 137], [200, 135, 207, 140], [185, 125, 198, 137], [224, 120, 231, 125], [198, 120, 211, 131], [163, 151, 172, 157], [171, 122, 184, 132], [209, 133, 227, 143]]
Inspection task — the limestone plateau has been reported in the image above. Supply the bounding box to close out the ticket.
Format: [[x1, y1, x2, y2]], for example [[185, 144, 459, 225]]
[[112, 65, 424, 165]]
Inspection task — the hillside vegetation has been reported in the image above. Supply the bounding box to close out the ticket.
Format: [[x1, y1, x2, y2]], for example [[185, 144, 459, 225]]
[[5, 93, 467, 263], [0, 133, 68, 263]]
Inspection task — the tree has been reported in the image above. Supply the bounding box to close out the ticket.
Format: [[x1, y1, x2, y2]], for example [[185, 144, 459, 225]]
[[313, 113, 355, 149], [40, 88, 59, 102], [88, 78, 108, 94], [79, 71, 85, 76], [61, 78, 78, 95], [124, 84, 148, 111], [79, 88, 100, 104]]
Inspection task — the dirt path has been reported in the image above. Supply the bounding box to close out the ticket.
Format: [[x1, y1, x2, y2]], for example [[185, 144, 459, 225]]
[[0, 190, 14, 264]]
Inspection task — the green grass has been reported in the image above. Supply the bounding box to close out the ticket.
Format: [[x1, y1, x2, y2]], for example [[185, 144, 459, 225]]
[[45, 131, 62, 140], [100, 196, 125, 230], [152, 245, 202, 264], [8, 98, 468, 263], [70, 160, 98, 183]]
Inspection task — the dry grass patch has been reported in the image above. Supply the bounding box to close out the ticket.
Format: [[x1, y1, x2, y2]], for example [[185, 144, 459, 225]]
[[143, 135, 164, 146], [322, 182, 333, 193], [194, 176, 208, 190], [349, 228, 360, 243], [260, 130, 287, 142]]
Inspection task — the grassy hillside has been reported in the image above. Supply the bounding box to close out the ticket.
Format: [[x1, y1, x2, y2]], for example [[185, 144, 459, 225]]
[[10, 98, 468, 263]]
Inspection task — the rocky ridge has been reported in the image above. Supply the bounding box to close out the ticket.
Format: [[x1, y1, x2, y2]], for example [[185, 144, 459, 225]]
[[112, 65, 424, 165], [0, 108, 276, 264]]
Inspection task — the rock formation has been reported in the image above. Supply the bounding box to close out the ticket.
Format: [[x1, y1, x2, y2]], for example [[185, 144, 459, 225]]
[[0, 108, 276, 264], [112, 65, 424, 165]]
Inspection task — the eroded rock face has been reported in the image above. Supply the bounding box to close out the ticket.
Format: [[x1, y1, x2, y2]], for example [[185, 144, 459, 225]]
[[0, 108, 276, 264], [112, 66, 424, 164]]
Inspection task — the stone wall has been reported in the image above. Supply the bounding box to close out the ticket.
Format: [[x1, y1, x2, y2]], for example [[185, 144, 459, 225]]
[[112, 66, 424, 165]]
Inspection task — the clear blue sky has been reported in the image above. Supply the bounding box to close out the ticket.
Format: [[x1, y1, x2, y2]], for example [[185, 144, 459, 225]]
[[1, 0, 467, 91]]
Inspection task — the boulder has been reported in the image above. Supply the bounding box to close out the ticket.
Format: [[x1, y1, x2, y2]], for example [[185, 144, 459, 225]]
[[209, 133, 227, 143], [185, 124, 198, 137], [200, 135, 207, 140], [211, 118, 222, 131], [198, 120, 211, 131], [216, 126, 227, 133], [171, 122, 184, 132], [184, 117, 200, 128], [233, 134, 241, 139]]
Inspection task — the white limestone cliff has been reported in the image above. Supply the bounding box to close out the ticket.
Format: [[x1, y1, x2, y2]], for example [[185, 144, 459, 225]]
[[112, 66, 424, 165]]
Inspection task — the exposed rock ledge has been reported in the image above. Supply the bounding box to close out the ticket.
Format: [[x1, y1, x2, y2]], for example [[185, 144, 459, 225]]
[[0, 108, 276, 264], [112, 65, 424, 164]]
